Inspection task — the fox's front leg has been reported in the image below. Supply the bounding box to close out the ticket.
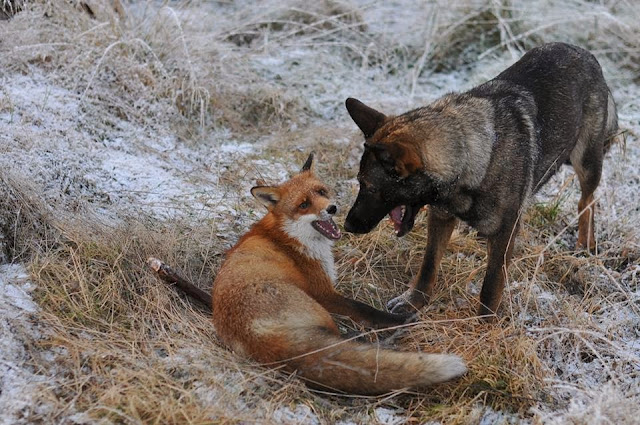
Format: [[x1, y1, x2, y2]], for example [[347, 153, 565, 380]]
[[320, 292, 411, 328], [388, 210, 457, 314]]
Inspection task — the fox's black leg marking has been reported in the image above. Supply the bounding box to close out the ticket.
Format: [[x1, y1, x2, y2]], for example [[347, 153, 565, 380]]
[[322, 293, 411, 328]]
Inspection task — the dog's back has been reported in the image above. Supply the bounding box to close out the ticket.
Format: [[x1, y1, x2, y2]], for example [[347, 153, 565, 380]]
[[480, 42, 618, 190]]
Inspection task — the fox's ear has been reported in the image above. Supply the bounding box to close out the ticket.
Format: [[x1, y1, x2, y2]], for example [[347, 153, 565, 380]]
[[300, 152, 315, 173], [251, 186, 280, 209], [345, 98, 386, 138]]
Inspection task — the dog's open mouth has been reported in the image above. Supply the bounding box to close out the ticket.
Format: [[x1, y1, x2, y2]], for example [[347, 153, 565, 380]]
[[389, 205, 420, 237], [312, 218, 342, 240]]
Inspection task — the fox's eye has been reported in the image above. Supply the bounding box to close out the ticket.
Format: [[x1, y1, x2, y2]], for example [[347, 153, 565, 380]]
[[299, 201, 309, 209], [317, 189, 327, 197]]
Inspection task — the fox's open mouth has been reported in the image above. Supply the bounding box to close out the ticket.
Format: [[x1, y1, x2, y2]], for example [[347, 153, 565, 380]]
[[312, 218, 342, 240], [389, 204, 421, 237]]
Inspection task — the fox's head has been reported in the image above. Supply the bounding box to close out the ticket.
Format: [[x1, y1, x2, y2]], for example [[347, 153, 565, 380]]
[[250, 153, 341, 244]]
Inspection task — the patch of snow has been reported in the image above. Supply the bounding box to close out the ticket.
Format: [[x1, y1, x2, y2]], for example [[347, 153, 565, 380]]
[[272, 404, 320, 425], [532, 383, 640, 425], [0, 264, 50, 425], [374, 407, 406, 425]]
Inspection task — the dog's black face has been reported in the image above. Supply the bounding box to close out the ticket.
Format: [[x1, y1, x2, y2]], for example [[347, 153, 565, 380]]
[[344, 146, 439, 237]]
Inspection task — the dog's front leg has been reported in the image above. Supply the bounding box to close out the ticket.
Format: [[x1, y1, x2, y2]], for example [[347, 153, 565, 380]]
[[478, 221, 519, 319], [388, 210, 457, 314]]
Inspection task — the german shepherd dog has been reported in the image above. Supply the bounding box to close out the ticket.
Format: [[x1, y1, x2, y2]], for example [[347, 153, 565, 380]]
[[343, 43, 618, 318]]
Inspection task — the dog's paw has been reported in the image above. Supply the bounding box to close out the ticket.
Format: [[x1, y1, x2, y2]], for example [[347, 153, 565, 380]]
[[386, 291, 410, 310], [391, 302, 416, 315], [387, 291, 426, 314], [575, 239, 596, 254]]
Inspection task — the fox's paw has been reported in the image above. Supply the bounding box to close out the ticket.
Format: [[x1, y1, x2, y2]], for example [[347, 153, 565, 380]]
[[387, 290, 427, 314], [381, 311, 416, 327]]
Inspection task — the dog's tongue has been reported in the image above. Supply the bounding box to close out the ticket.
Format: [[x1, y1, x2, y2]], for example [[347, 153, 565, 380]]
[[389, 206, 404, 233]]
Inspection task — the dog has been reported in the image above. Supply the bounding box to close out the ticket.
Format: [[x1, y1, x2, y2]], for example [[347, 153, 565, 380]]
[[343, 42, 618, 318]]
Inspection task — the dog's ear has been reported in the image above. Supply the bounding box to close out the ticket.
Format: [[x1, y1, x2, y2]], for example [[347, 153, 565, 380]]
[[345, 98, 386, 138], [251, 186, 280, 210], [365, 142, 420, 178], [300, 152, 315, 173]]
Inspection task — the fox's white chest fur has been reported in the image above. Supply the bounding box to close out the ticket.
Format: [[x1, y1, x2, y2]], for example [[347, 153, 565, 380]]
[[284, 218, 336, 283]]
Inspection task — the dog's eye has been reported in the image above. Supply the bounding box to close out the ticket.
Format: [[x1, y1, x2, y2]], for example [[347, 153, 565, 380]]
[[360, 181, 377, 194], [299, 201, 310, 209]]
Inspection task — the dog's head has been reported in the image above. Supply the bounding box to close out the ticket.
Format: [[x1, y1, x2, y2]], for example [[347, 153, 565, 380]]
[[343, 98, 444, 237]]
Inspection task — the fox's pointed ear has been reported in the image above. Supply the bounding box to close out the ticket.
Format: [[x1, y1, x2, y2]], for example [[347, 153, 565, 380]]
[[345, 98, 386, 138], [251, 186, 280, 210], [300, 152, 315, 173]]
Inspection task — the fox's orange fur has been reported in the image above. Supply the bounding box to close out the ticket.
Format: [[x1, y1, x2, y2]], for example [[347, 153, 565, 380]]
[[212, 154, 467, 394]]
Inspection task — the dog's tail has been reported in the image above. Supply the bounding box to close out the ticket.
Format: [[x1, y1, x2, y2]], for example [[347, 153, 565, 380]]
[[272, 326, 467, 395], [604, 89, 619, 152]]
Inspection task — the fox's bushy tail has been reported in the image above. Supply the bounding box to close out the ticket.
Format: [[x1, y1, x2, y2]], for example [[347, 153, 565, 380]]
[[282, 327, 467, 395]]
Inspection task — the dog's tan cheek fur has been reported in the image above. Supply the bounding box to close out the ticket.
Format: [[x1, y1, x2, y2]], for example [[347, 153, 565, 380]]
[[392, 142, 423, 177]]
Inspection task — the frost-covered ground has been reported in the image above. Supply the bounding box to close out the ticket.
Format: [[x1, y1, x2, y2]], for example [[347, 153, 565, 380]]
[[1, 1, 639, 423], [0, 264, 44, 423]]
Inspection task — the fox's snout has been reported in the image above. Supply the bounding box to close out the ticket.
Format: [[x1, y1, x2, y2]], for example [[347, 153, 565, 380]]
[[318, 204, 337, 221]]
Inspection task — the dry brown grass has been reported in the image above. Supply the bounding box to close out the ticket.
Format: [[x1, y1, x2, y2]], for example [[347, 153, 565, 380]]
[[3, 136, 638, 423], [1, 0, 639, 423]]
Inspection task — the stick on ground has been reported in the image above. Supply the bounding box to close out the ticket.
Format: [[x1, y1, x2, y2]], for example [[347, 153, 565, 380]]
[[147, 257, 212, 310]]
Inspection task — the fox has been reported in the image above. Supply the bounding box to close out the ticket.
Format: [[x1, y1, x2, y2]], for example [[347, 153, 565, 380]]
[[343, 43, 619, 319], [208, 153, 467, 395]]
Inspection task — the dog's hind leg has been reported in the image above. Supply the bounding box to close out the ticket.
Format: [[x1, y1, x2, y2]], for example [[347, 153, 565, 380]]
[[388, 210, 457, 314], [570, 99, 608, 252]]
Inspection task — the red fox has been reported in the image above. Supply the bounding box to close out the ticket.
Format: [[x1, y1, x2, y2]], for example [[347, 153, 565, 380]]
[[211, 153, 467, 394]]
